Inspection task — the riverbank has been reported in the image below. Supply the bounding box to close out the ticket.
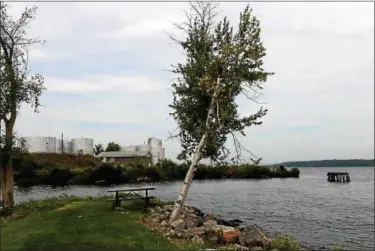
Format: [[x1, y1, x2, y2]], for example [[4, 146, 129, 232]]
[[1, 195, 335, 251], [14, 154, 300, 187], [0, 195, 202, 251]]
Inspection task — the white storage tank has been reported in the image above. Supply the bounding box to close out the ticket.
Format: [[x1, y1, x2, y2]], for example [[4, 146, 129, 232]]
[[56, 139, 63, 153], [121, 146, 137, 152], [64, 140, 72, 153], [148, 137, 162, 147], [137, 144, 151, 153], [159, 148, 165, 160], [71, 138, 94, 155], [23, 136, 56, 153]]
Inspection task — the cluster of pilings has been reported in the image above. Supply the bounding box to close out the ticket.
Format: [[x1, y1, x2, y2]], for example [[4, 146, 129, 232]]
[[327, 172, 351, 182]]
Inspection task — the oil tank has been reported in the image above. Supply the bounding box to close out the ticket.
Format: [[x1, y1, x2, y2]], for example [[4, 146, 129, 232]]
[[64, 140, 73, 153], [23, 136, 56, 153], [71, 138, 94, 155], [121, 146, 137, 152], [138, 144, 151, 152], [148, 137, 162, 147]]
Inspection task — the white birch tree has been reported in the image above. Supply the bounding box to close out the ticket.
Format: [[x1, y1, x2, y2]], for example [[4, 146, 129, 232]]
[[168, 2, 273, 222]]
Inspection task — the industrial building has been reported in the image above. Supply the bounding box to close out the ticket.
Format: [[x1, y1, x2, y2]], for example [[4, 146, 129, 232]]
[[98, 137, 165, 165], [21, 136, 94, 155]]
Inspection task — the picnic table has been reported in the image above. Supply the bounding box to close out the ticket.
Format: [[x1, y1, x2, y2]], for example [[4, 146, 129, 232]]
[[107, 187, 155, 209]]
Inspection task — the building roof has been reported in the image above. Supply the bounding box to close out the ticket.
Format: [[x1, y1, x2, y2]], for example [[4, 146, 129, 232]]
[[97, 151, 152, 158]]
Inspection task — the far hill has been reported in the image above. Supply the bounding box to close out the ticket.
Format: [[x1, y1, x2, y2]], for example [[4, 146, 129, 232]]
[[279, 159, 374, 167]]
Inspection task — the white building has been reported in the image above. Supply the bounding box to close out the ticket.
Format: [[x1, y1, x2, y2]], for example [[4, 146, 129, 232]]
[[21, 136, 94, 155], [100, 136, 165, 165]]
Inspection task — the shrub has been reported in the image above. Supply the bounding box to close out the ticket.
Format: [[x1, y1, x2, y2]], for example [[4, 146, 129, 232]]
[[266, 233, 301, 251]]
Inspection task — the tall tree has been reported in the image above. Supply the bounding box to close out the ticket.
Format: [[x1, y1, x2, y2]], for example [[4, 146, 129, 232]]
[[168, 2, 273, 221], [94, 143, 104, 156], [105, 142, 121, 152], [0, 3, 45, 214]]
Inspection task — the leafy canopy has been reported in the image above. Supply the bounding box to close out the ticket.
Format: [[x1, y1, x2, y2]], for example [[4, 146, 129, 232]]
[[169, 3, 273, 163], [105, 142, 121, 152]]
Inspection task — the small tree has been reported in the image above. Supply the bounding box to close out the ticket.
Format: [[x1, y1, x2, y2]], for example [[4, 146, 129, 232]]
[[94, 143, 104, 156], [168, 2, 273, 221], [105, 142, 121, 152], [0, 3, 45, 214]]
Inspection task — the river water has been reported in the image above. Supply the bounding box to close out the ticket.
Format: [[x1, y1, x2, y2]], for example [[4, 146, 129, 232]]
[[12, 167, 374, 250]]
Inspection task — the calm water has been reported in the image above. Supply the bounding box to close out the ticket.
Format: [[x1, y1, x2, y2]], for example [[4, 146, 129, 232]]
[[13, 167, 374, 250]]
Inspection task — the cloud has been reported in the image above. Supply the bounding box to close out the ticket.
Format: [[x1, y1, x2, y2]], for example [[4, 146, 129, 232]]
[[7, 2, 373, 163]]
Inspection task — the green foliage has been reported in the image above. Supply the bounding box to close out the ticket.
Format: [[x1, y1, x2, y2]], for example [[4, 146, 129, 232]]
[[169, 2, 273, 162], [331, 243, 346, 251], [266, 233, 301, 251], [93, 143, 104, 156], [105, 142, 121, 152], [14, 157, 300, 187]]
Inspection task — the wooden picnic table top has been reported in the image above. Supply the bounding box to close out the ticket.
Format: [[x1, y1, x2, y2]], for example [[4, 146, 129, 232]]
[[107, 187, 155, 193]]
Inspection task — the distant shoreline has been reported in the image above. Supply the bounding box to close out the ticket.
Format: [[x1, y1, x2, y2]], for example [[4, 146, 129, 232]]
[[278, 159, 374, 168]]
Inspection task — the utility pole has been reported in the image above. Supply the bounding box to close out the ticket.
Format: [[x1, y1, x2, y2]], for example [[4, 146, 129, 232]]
[[61, 133, 64, 154]]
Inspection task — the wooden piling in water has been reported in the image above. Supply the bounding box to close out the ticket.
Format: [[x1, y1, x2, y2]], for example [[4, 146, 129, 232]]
[[327, 172, 350, 182]]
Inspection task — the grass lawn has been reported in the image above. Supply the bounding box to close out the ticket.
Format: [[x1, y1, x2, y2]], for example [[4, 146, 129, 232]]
[[0, 196, 198, 251]]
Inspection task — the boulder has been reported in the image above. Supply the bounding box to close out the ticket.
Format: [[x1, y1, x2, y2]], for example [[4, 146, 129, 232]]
[[207, 234, 219, 245], [217, 218, 244, 227], [190, 206, 205, 216], [192, 235, 205, 245], [238, 224, 272, 248], [232, 244, 250, 250], [185, 215, 204, 229], [203, 220, 218, 228], [251, 247, 263, 251], [164, 205, 174, 212], [160, 221, 167, 227], [188, 227, 206, 237], [223, 228, 241, 243], [170, 219, 186, 231], [154, 205, 163, 213], [152, 216, 161, 224], [204, 213, 217, 222]]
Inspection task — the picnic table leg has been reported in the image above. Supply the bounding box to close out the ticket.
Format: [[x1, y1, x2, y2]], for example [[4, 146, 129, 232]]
[[115, 191, 119, 208], [145, 190, 149, 208]]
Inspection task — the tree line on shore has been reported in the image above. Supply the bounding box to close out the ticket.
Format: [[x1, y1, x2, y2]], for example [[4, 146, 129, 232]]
[[13, 157, 300, 187]]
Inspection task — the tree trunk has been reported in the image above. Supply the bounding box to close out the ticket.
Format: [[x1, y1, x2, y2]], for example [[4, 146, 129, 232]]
[[169, 131, 208, 222], [169, 77, 221, 222], [1, 122, 14, 215]]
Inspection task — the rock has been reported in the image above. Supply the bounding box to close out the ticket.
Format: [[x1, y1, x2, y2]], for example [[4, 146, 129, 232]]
[[251, 247, 263, 251], [204, 213, 217, 222], [185, 215, 204, 229], [160, 221, 167, 227], [188, 227, 206, 236], [152, 217, 161, 224], [217, 218, 244, 227], [207, 234, 219, 245], [164, 205, 174, 212], [223, 228, 241, 243], [233, 244, 250, 250], [191, 206, 204, 216], [192, 235, 205, 245], [166, 229, 176, 237], [114, 207, 124, 211], [203, 220, 218, 227], [170, 219, 185, 231], [238, 224, 272, 248], [154, 205, 163, 213]]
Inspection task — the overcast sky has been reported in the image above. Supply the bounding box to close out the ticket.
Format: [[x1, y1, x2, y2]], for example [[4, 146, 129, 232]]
[[6, 2, 374, 164]]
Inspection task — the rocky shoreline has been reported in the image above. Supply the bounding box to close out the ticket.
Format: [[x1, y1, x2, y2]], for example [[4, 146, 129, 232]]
[[140, 203, 320, 251]]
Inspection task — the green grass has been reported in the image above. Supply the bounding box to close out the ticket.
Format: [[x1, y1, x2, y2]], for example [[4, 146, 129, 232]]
[[0, 195, 201, 251]]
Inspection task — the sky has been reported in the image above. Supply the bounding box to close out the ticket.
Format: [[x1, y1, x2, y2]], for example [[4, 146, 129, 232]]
[[5, 1, 374, 164]]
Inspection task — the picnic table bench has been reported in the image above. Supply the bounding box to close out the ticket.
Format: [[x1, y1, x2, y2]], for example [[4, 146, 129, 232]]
[[107, 187, 155, 209]]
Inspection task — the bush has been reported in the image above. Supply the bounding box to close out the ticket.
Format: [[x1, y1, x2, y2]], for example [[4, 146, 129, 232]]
[[266, 233, 301, 251], [14, 157, 300, 187]]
